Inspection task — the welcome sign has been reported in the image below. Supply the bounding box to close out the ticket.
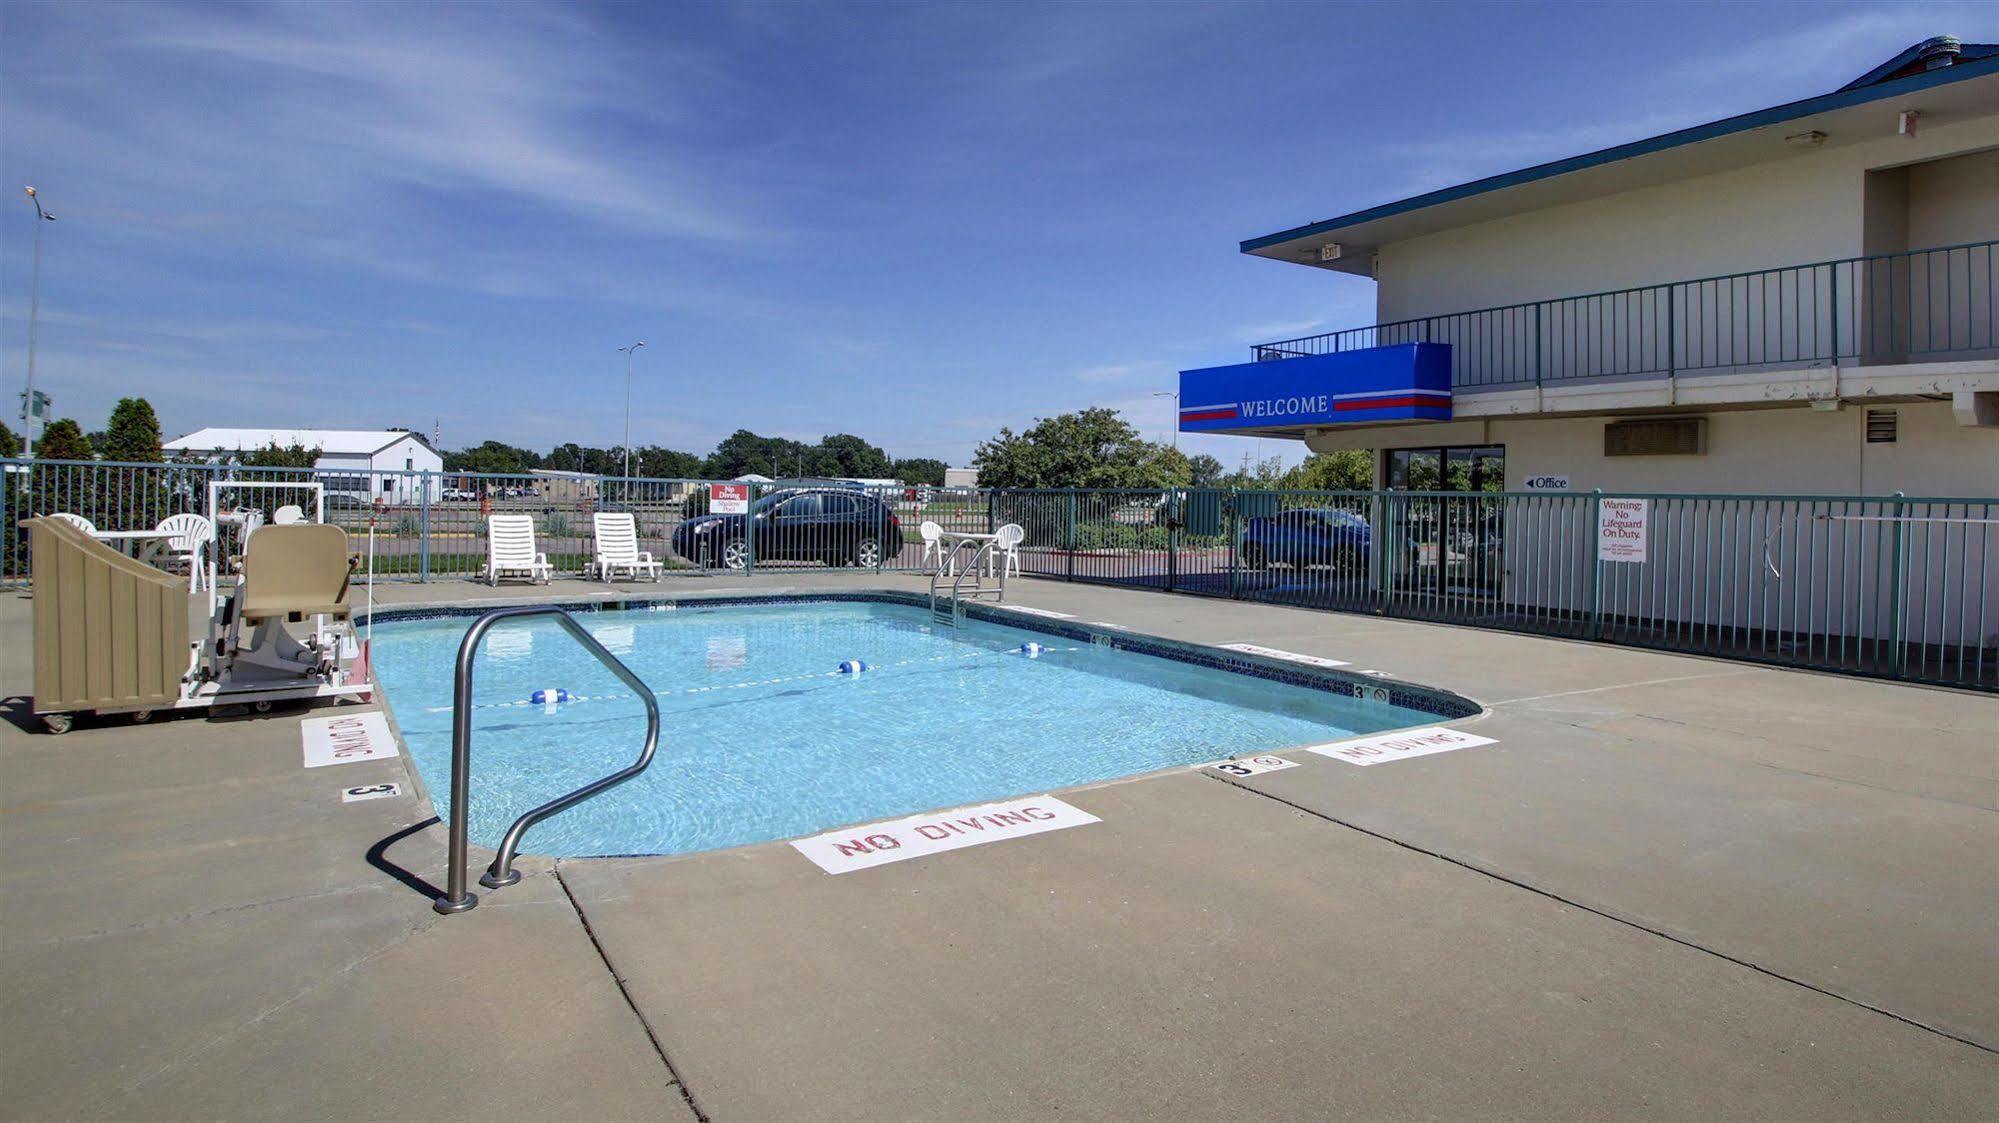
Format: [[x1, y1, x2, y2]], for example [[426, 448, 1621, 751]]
[[1178, 343, 1452, 436]]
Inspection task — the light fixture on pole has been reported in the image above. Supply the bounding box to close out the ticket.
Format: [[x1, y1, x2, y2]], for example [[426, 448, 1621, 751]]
[[618, 340, 646, 478], [21, 186, 56, 456], [1151, 390, 1180, 449]]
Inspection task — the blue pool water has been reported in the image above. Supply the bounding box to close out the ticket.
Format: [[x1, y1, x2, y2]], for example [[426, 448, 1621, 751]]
[[370, 599, 1436, 857]]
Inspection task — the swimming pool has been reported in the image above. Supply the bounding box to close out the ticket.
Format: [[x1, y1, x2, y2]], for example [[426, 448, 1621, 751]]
[[370, 597, 1458, 858]]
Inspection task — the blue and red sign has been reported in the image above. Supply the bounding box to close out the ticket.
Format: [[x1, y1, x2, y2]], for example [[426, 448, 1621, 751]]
[[1178, 343, 1452, 434]]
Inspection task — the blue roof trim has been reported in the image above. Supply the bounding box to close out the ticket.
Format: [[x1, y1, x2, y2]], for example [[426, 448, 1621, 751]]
[[1240, 53, 1999, 255], [1839, 38, 1997, 92]]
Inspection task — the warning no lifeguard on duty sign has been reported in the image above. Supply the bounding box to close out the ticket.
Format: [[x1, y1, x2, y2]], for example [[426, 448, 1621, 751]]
[[791, 796, 1099, 873]]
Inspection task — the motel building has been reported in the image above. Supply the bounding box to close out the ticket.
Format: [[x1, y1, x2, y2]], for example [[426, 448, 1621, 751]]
[[1178, 36, 1997, 682]]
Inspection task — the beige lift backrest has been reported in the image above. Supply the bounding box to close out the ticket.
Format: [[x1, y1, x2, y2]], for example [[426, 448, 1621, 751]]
[[237, 523, 354, 622], [26, 515, 189, 715]]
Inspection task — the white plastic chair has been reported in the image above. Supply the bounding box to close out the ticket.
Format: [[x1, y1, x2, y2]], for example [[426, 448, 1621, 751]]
[[591, 512, 661, 583], [272, 504, 306, 525], [994, 522, 1024, 578], [49, 512, 96, 534], [155, 513, 215, 592], [919, 520, 944, 570], [482, 514, 552, 585]]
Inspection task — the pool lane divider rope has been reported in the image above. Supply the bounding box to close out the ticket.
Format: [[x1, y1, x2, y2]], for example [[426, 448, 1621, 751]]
[[426, 645, 1082, 714]]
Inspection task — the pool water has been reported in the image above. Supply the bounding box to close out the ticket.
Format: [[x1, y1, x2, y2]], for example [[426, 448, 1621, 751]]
[[370, 600, 1435, 858]]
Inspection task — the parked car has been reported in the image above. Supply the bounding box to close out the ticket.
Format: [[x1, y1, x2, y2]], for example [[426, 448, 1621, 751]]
[[670, 488, 903, 569], [1237, 507, 1370, 570]]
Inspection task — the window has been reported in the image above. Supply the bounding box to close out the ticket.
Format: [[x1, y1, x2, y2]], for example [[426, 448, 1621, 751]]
[[819, 494, 857, 515], [405, 457, 414, 470], [777, 494, 822, 518]]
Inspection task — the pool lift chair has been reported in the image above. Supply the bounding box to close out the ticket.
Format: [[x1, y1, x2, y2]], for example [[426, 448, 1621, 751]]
[[24, 515, 371, 733]]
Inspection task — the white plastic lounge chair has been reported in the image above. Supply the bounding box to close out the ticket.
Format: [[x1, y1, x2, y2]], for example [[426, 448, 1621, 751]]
[[920, 521, 944, 570], [155, 513, 214, 592], [482, 514, 551, 586], [272, 504, 306, 525], [49, 512, 96, 534], [591, 512, 661, 582], [994, 522, 1024, 578]]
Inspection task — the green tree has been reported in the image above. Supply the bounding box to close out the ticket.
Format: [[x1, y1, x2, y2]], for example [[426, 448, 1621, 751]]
[[971, 408, 1185, 489], [891, 457, 948, 486], [242, 441, 320, 469], [0, 419, 21, 458], [34, 418, 91, 461], [102, 397, 164, 463], [1186, 453, 1225, 487], [704, 430, 811, 479], [809, 433, 893, 479], [1286, 450, 1373, 491], [635, 446, 704, 479], [445, 440, 542, 474]]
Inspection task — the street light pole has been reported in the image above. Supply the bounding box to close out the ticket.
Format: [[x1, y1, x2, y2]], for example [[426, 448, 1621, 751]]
[[618, 340, 646, 478], [21, 186, 55, 457], [1151, 390, 1180, 449]]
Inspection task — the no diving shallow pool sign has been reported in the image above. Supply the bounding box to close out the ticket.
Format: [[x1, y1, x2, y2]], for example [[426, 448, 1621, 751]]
[[301, 711, 399, 768], [709, 482, 750, 515], [791, 796, 1100, 874], [1307, 726, 1497, 767]]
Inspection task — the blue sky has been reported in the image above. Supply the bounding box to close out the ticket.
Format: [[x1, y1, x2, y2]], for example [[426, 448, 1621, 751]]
[[2, 1, 1991, 468]]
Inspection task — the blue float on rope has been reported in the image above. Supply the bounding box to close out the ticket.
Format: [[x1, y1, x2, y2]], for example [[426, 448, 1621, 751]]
[[530, 688, 572, 706], [836, 660, 869, 675], [1017, 642, 1047, 658]]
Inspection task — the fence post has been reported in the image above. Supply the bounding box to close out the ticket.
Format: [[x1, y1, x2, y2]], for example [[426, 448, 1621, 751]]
[[1828, 264, 1840, 363], [745, 483, 758, 575], [986, 490, 996, 534], [1165, 490, 1178, 594], [419, 472, 432, 582], [1534, 303, 1545, 387], [1226, 488, 1240, 600], [1888, 491, 1907, 678], [1587, 489, 1603, 640], [1065, 491, 1076, 582], [1666, 285, 1677, 381]]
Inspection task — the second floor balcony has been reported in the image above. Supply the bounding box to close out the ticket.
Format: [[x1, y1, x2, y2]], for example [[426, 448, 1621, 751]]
[[1249, 240, 1996, 392]]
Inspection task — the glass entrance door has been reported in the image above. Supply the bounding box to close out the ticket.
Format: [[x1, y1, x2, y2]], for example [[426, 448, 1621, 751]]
[[1386, 445, 1506, 602]]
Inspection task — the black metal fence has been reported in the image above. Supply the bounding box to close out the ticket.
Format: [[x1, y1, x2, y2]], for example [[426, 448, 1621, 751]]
[[4, 460, 1993, 690], [1252, 241, 1999, 388]]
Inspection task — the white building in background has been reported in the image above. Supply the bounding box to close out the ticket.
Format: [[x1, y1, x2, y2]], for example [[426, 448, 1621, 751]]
[[163, 427, 443, 503], [1185, 35, 1998, 497]]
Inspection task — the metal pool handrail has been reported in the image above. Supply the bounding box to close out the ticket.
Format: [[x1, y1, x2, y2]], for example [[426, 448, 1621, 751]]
[[433, 605, 661, 916], [928, 537, 1004, 625]]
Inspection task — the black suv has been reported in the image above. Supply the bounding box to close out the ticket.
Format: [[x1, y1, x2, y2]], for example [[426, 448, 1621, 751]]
[[671, 488, 903, 569]]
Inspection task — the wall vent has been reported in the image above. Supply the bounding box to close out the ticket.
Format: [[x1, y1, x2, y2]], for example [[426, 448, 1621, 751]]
[[1604, 417, 1706, 457], [1866, 409, 1898, 443]]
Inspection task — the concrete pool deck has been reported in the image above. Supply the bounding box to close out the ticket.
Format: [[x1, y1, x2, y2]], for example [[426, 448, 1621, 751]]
[[2, 574, 1994, 1118]]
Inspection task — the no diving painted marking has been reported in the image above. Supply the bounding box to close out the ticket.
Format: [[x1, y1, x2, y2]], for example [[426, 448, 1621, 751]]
[[341, 782, 402, 803], [1003, 605, 1076, 619], [1307, 726, 1497, 767], [1219, 642, 1349, 668], [302, 711, 399, 768], [791, 795, 1099, 874], [1206, 754, 1299, 778]]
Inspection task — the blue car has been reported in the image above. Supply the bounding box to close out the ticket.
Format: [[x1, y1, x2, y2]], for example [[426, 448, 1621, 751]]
[[1237, 507, 1371, 570]]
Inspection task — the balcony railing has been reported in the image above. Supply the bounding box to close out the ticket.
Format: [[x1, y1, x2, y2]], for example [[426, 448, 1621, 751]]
[[1252, 240, 1998, 389]]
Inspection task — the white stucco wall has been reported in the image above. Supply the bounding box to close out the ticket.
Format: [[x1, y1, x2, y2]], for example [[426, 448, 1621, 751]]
[[1907, 146, 1999, 249], [1373, 116, 1999, 323]]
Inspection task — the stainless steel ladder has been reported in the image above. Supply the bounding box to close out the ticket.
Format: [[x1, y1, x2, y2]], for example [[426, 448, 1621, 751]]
[[433, 605, 661, 915], [927, 538, 1007, 627]]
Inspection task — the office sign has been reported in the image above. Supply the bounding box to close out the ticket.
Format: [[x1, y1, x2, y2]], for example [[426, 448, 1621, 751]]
[[1597, 497, 1649, 563], [1524, 474, 1570, 491], [1178, 343, 1452, 435], [710, 483, 750, 514]]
